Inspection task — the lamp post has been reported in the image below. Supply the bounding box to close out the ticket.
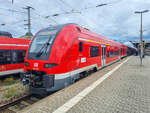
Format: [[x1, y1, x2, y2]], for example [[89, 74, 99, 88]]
[[135, 10, 149, 65]]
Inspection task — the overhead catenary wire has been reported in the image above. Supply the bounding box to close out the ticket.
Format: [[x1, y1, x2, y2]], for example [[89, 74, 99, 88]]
[[0, 0, 123, 30], [0, 2, 107, 32], [32, 9, 58, 24], [0, 7, 27, 14], [0, 2, 107, 22], [56, 0, 68, 12], [1, 0, 123, 18], [59, 0, 74, 10], [1, 19, 25, 26]]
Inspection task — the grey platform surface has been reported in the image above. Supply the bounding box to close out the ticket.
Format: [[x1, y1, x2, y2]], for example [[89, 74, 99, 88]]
[[67, 56, 150, 113], [20, 56, 150, 113]]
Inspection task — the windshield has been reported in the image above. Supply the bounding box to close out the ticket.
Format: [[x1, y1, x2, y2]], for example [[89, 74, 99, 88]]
[[29, 35, 55, 53], [29, 31, 56, 53], [27, 29, 57, 60]]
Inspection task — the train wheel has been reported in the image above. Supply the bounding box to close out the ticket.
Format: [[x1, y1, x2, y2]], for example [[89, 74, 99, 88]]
[[93, 67, 97, 72]]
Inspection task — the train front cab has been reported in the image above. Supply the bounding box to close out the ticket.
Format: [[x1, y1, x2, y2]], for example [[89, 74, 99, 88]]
[[23, 24, 98, 94], [23, 24, 82, 94]]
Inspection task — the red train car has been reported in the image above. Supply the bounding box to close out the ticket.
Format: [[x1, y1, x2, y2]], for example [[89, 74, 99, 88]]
[[22, 23, 127, 94], [0, 37, 30, 76]]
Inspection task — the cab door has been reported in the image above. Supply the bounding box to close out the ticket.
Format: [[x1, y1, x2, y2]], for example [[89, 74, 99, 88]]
[[68, 39, 79, 70]]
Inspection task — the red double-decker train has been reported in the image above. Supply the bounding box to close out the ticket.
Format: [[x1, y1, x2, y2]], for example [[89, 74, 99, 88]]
[[22, 23, 127, 94], [0, 37, 30, 77]]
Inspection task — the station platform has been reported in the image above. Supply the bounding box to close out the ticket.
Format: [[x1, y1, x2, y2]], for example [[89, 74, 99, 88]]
[[20, 56, 150, 113]]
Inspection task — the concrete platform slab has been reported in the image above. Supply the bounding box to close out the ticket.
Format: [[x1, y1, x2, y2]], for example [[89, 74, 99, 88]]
[[20, 56, 150, 113], [64, 56, 150, 113], [20, 57, 127, 113]]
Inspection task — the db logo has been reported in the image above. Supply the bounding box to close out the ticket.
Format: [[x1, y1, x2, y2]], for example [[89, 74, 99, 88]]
[[34, 63, 38, 67]]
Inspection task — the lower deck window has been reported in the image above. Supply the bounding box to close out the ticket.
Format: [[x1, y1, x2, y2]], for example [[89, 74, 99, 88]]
[[12, 50, 26, 63], [90, 46, 99, 57], [110, 51, 113, 57], [0, 49, 26, 65], [0, 50, 11, 65]]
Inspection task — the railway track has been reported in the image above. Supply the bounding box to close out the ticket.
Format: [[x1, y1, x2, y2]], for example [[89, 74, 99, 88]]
[[0, 69, 97, 113], [0, 94, 43, 113]]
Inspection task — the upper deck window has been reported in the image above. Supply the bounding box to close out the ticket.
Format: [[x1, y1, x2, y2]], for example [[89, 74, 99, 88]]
[[79, 42, 83, 52]]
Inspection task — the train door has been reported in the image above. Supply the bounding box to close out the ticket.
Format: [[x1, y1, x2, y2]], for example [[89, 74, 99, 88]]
[[119, 48, 121, 59], [101, 45, 106, 66], [68, 39, 79, 70], [78, 41, 87, 66]]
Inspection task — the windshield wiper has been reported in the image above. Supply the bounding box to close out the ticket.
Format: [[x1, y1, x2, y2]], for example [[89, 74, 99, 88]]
[[36, 42, 50, 57], [36, 36, 51, 57]]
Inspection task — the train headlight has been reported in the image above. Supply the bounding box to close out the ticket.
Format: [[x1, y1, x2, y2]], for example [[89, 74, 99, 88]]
[[44, 63, 58, 68], [25, 62, 29, 67]]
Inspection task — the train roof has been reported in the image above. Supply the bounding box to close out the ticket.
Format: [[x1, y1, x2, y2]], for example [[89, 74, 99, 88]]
[[0, 31, 12, 38], [40, 23, 127, 48], [73, 24, 124, 47], [0, 37, 30, 50], [0, 37, 30, 45], [124, 41, 137, 50]]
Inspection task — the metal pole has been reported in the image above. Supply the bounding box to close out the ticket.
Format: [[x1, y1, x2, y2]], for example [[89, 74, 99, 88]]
[[140, 13, 143, 65], [23, 6, 33, 36], [27, 7, 31, 34], [135, 10, 149, 65]]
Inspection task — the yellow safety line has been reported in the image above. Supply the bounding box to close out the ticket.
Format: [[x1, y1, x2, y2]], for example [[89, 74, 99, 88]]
[[86, 39, 110, 46]]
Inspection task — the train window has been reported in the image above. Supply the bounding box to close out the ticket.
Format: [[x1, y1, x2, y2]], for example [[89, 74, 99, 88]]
[[0, 50, 11, 65], [79, 42, 83, 52], [114, 51, 116, 56], [16, 50, 26, 63], [115, 51, 117, 56], [0, 31, 12, 38], [90, 46, 99, 57], [116, 51, 118, 56], [104, 48, 106, 57], [110, 51, 113, 57], [121, 49, 123, 54], [12, 51, 17, 63], [12, 50, 26, 63]]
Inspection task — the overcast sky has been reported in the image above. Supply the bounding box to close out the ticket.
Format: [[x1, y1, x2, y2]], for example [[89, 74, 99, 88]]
[[0, 0, 150, 42]]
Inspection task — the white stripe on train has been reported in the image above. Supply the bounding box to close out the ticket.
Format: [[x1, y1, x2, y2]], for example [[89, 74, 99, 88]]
[[0, 69, 24, 76], [55, 64, 97, 80], [0, 44, 28, 47]]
